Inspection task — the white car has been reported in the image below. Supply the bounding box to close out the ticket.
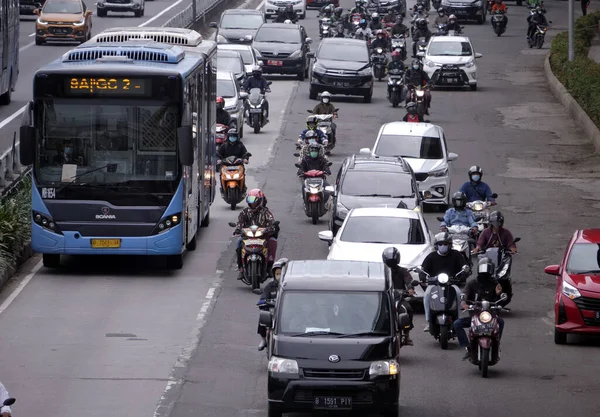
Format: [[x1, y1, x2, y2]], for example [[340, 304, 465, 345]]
[[216, 71, 247, 136], [422, 36, 482, 91], [217, 44, 264, 75], [318, 207, 434, 301], [264, 0, 306, 20], [360, 122, 458, 210]]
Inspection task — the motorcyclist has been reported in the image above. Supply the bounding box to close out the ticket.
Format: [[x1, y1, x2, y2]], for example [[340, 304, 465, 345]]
[[216, 129, 250, 194], [312, 91, 337, 140], [473, 211, 517, 254], [387, 50, 405, 74], [370, 29, 390, 51], [459, 165, 497, 204], [298, 115, 328, 145], [0, 382, 12, 417], [382, 9, 397, 25], [234, 189, 277, 283], [242, 66, 270, 122], [216, 96, 232, 126], [402, 102, 425, 122], [382, 246, 414, 345], [256, 257, 289, 350], [391, 16, 410, 36], [446, 14, 462, 34], [412, 18, 432, 57], [334, 23, 346, 37], [453, 257, 505, 359], [333, 6, 345, 22], [369, 12, 384, 30], [527, 6, 548, 40], [440, 192, 478, 233], [274, 4, 297, 23], [355, 19, 373, 40], [296, 143, 332, 201], [491, 0, 508, 27], [349, 0, 369, 18], [405, 59, 432, 113], [420, 231, 467, 332], [434, 8, 449, 26], [319, 3, 334, 17]]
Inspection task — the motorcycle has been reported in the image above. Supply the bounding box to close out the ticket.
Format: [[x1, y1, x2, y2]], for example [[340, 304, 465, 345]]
[[307, 110, 338, 152], [528, 24, 547, 49], [408, 83, 429, 117], [412, 265, 470, 349], [466, 193, 498, 233], [434, 23, 448, 36], [244, 81, 272, 134], [477, 237, 521, 308], [387, 71, 406, 107], [320, 16, 333, 38], [218, 155, 250, 210], [371, 47, 388, 81], [390, 34, 407, 59], [257, 298, 276, 356], [437, 222, 476, 271], [395, 284, 419, 347], [491, 11, 507, 36], [293, 167, 332, 224], [465, 294, 509, 377], [216, 123, 228, 145], [415, 36, 428, 58], [228, 220, 280, 292], [351, 12, 363, 32]]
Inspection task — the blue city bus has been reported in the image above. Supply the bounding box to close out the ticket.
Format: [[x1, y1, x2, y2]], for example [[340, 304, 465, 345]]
[[19, 40, 217, 269], [0, 0, 19, 104]]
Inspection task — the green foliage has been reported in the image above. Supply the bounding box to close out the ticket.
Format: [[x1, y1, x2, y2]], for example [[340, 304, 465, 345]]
[[549, 11, 600, 128], [0, 176, 32, 272]]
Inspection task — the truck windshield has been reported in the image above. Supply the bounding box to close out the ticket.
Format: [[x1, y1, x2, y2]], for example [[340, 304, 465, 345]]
[[35, 100, 180, 187]]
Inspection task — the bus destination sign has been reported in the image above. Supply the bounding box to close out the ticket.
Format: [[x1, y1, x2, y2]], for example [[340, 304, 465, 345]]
[[65, 77, 151, 96]]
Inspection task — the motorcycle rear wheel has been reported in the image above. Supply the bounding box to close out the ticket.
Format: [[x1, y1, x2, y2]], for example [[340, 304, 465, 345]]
[[439, 325, 449, 350]]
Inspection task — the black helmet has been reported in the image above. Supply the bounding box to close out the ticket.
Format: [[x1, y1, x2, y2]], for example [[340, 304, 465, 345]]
[[272, 257, 289, 278], [305, 130, 318, 140], [452, 191, 467, 209], [489, 211, 504, 228], [434, 231, 452, 247], [468, 165, 483, 181], [382, 247, 400, 268], [438, 7, 445, 16], [477, 257, 496, 284], [406, 101, 417, 114], [334, 6, 343, 15], [418, 18, 427, 28]]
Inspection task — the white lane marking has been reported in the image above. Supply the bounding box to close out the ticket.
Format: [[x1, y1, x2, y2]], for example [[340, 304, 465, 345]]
[[0, 104, 27, 131], [139, 0, 185, 26], [152, 271, 223, 417], [0, 260, 42, 315], [255, 0, 265, 9]]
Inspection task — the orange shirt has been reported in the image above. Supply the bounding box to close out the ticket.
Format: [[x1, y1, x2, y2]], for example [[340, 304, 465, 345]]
[[491, 3, 507, 12]]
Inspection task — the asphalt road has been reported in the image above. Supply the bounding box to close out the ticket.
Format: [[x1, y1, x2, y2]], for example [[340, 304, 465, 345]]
[[0, 0, 194, 152], [1, 0, 600, 417]]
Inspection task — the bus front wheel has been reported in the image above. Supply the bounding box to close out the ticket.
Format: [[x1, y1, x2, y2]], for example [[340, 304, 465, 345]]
[[43, 254, 60, 268], [166, 254, 183, 270]]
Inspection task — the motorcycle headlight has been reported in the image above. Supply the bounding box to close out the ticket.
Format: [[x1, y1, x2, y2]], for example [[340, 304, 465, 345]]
[[437, 273, 449, 284], [358, 67, 373, 76], [313, 63, 327, 74], [472, 202, 484, 211], [268, 356, 299, 374], [562, 281, 581, 300], [309, 186, 320, 194], [369, 360, 399, 376], [288, 50, 303, 59], [428, 167, 448, 177], [479, 311, 492, 323], [416, 89, 425, 97], [254, 230, 263, 237], [465, 60, 475, 68]]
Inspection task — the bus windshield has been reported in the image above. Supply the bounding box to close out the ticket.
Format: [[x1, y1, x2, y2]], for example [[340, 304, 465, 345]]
[[35, 100, 180, 187]]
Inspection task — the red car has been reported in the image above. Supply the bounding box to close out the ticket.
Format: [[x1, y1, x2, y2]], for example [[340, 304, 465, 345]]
[[544, 229, 600, 345]]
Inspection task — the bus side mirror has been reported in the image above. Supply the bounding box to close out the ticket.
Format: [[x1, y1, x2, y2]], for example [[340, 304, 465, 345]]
[[19, 126, 35, 166], [177, 126, 194, 166]]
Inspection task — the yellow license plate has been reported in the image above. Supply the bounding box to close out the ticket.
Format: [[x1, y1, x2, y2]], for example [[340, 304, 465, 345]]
[[91, 239, 121, 248]]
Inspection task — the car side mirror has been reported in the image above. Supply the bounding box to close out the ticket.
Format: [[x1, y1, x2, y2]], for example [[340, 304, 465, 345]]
[[491, 193, 498, 198], [447, 152, 458, 161], [259, 310, 272, 328], [324, 185, 335, 195], [513, 237, 521, 243], [359, 148, 371, 155], [228, 222, 237, 227], [307, 52, 315, 58], [258, 60, 264, 66], [436, 216, 444, 221], [544, 265, 560, 276], [239, 92, 248, 99], [318, 230, 334, 242], [19, 125, 35, 166], [33, 8, 40, 15], [475, 52, 483, 59], [209, 22, 218, 28], [2, 399, 15, 407], [306, 37, 313, 44]]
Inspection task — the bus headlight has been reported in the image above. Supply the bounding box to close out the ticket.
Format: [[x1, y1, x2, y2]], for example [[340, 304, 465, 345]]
[[153, 213, 182, 235], [32, 210, 63, 235]]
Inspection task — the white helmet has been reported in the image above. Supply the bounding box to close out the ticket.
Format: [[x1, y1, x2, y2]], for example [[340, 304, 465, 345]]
[[372, 12, 379, 18], [449, 14, 457, 19], [284, 19, 292, 23]]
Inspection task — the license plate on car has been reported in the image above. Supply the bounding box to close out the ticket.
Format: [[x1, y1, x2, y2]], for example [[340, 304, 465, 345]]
[[244, 239, 265, 246], [445, 78, 459, 83], [91, 239, 121, 249], [314, 396, 352, 410], [249, 108, 262, 113], [267, 60, 283, 66], [333, 81, 350, 87]]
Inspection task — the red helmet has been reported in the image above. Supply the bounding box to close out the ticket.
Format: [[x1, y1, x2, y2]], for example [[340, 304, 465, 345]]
[[392, 50, 401, 58], [216, 96, 225, 109], [246, 189, 265, 210]]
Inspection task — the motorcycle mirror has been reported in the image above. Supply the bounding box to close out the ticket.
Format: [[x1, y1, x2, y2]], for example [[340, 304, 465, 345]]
[[513, 237, 521, 243], [548, 20, 553, 24], [411, 279, 419, 287], [266, 81, 273, 86], [335, 108, 340, 112], [293, 152, 300, 157], [436, 216, 444, 221], [294, 163, 302, 168], [246, 152, 253, 157], [461, 264, 470, 271], [273, 220, 280, 226], [500, 293, 508, 300], [307, 109, 313, 113], [460, 293, 466, 301], [2, 398, 15, 406], [327, 161, 333, 166], [491, 193, 498, 198], [228, 222, 237, 227]]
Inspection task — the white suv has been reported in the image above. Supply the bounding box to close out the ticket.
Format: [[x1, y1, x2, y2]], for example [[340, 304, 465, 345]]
[[264, 0, 306, 20], [360, 122, 458, 210], [422, 36, 482, 91]]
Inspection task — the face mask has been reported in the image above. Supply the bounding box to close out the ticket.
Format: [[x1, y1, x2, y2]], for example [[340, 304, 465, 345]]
[[322, 98, 330, 104], [274, 270, 282, 282], [64, 147, 72, 155], [412, 65, 419, 70], [228, 136, 238, 143], [310, 151, 319, 158], [437, 244, 449, 255], [471, 174, 481, 182]]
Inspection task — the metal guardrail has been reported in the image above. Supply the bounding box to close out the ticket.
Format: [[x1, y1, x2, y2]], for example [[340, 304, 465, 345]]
[[0, 0, 221, 200]]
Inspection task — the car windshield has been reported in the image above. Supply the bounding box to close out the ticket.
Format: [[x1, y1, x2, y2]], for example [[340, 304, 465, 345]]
[[340, 216, 426, 244], [566, 243, 600, 274], [217, 79, 237, 98], [374, 135, 444, 159], [278, 291, 392, 336], [217, 56, 244, 74], [221, 47, 253, 64], [43, 0, 82, 13], [318, 43, 369, 63], [427, 41, 473, 56], [220, 14, 264, 29], [254, 27, 301, 43], [342, 171, 414, 198]]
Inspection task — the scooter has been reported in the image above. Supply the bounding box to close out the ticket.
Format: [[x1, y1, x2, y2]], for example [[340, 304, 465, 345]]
[[218, 155, 250, 210], [387, 72, 406, 107], [491, 11, 507, 36], [293, 165, 332, 224], [307, 108, 339, 152], [476, 237, 520, 307], [390, 34, 408, 60], [320, 16, 333, 38], [465, 294, 509, 378], [216, 123, 228, 145], [437, 221, 477, 271], [257, 298, 276, 356], [371, 47, 388, 81], [244, 81, 272, 134], [466, 193, 498, 233], [395, 284, 419, 347]]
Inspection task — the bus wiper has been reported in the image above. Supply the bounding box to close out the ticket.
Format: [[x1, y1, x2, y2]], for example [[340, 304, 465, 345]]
[[95, 183, 168, 205], [289, 331, 344, 337], [337, 331, 390, 338], [56, 164, 118, 193]]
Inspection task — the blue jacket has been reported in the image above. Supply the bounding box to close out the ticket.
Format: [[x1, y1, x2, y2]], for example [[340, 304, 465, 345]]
[[299, 128, 327, 142], [459, 181, 495, 203], [242, 76, 269, 92], [441, 207, 478, 228]]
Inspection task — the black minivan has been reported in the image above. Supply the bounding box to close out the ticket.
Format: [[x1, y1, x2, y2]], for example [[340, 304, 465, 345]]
[[260, 260, 404, 417]]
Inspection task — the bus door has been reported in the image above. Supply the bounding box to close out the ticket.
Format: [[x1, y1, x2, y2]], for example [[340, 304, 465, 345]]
[[1, 0, 7, 72], [186, 75, 199, 238]]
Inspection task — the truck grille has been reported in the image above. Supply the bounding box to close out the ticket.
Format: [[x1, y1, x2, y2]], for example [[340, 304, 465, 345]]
[[303, 369, 365, 379]]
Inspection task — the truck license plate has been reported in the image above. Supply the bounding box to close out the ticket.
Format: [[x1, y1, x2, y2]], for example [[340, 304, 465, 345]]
[[313, 396, 352, 409]]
